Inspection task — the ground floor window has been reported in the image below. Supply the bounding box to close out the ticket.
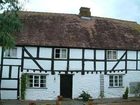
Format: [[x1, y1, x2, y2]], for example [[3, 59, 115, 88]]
[[28, 75, 46, 88], [109, 75, 123, 87]]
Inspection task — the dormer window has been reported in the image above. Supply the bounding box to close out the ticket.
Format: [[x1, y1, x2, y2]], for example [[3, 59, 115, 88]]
[[54, 48, 67, 59], [4, 48, 17, 58], [106, 50, 117, 60]]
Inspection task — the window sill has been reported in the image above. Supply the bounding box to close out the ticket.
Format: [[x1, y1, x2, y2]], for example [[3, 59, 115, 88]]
[[27, 87, 47, 89], [108, 86, 124, 88]]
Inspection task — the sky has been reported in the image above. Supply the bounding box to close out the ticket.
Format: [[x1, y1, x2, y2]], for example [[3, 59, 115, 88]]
[[20, 0, 140, 23]]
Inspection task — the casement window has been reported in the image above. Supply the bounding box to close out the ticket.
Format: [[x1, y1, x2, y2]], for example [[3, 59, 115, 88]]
[[28, 75, 46, 88], [106, 50, 117, 60], [54, 48, 67, 59], [4, 48, 17, 58], [109, 75, 123, 87]]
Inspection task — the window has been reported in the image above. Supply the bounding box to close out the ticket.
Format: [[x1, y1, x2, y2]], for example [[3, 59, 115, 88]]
[[109, 75, 123, 87], [54, 48, 67, 59], [4, 48, 17, 58], [106, 50, 117, 60], [28, 75, 46, 88]]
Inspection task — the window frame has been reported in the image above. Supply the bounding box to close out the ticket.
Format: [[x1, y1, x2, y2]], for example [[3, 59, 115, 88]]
[[27, 74, 47, 88], [4, 48, 17, 58], [54, 48, 67, 59], [106, 50, 117, 60], [109, 75, 123, 88]]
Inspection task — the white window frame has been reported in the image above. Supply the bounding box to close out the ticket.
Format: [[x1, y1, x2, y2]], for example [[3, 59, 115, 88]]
[[54, 48, 67, 59], [4, 48, 17, 58], [106, 50, 117, 60], [28, 74, 47, 88], [109, 75, 123, 87]]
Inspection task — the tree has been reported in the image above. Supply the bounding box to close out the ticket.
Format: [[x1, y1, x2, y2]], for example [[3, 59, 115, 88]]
[[0, 0, 22, 49]]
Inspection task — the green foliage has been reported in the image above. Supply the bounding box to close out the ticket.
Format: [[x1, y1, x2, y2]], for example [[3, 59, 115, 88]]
[[21, 73, 27, 100], [79, 91, 92, 101], [0, 0, 22, 49], [123, 87, 129, 99], [131, 83, 140, 97]]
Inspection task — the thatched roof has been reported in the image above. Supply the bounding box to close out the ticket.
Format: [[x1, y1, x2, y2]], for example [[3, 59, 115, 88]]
[[16, 11, 140, 50]]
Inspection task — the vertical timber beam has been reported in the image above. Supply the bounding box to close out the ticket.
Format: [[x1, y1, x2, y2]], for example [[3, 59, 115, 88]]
[[136, 51, 138, 70], [17, 66, 20, 99], [66, 48, 70, 74], [0, 47, 4, 100], [125, 50, 127, 73], [82, 49, 85, 75], [36, 46, 40, 58], [104, 50, 107, 74], [51, 48, 55, 75], [21, 47, 24, 72], [94, 49, 96, 72]]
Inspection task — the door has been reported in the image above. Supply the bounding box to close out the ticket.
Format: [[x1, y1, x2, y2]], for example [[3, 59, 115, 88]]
[[60, 74, 73, 98]]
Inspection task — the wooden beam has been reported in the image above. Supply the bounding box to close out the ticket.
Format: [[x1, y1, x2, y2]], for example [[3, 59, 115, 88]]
[[111, 51, 127, 71], [51, 48, 55, 75], [125, 50, 127, 73], [23, 47, 44, 71], [0, 47, 4, 99], [104, 50, 107, 74], [66, 48, 70, 73], [82, 49, 85, 75]]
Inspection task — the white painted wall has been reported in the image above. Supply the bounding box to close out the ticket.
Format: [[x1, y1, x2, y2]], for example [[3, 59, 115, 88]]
[[25, 73, 60, 100], [73, 73, 100, 99], [70, 49, 82, 59]]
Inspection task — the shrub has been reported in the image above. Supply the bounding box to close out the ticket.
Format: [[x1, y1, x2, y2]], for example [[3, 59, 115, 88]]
[[79, 91, 92, 101], [123, 87, 129, 99]]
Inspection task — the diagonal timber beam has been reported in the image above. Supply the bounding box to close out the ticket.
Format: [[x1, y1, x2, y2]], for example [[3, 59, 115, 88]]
[[23, 47, 44, 71]]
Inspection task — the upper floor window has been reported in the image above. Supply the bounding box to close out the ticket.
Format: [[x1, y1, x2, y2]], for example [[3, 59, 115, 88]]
[[54, 48, 67, 59], [28, 75, 46, 88], [109, 75, 123, 87], [4, 48, 17, 58], [106, 50, 117, 60]]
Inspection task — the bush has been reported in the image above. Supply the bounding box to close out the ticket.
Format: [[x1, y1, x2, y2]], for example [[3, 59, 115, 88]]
[[123, 87, 129, 99], [79, 91, 92, 101]]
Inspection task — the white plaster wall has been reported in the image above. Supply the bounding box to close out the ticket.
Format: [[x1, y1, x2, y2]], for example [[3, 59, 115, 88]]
[[117, 51, 125, 59], [107, 62, 117, 70], [127, 51, 136, 59], [17, 47, 22, 58], [96, 62, 104, 70], [3, 59, 21, 65], [2, 66, 18, 78], [84, 49, 94, 59], [39, 47, 52, 58], [115, 61, 125, 69], [69, 61, 82, 70], [1, 80, 17, 88], [2, 66, 9, 78], [84, 61, 94, 71], [70, 49, 82, 59], [1, 90, 17, 99], [54, 61, 67, 70], [26, 73, 60, 100], [127, 61, 136, 69], [24, 59, 51, 70], [138, 61, 140, 70], [73, 73, 100, 99], [96, 50, 104, 59], [24, 47, 37, 57]]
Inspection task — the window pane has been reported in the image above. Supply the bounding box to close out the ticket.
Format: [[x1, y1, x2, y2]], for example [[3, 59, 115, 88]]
[[40, 84, 46, 87], [55, 49, 60, 58]]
